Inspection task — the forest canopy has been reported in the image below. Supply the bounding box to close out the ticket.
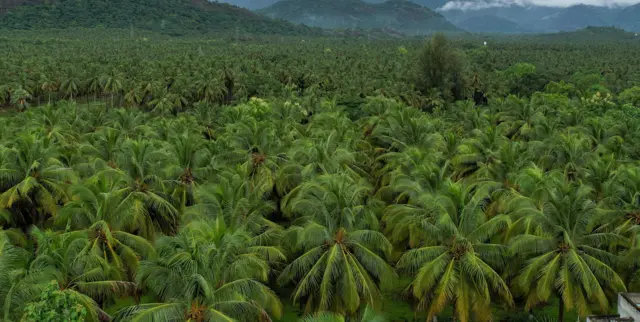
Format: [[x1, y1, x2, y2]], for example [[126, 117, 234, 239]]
[[0, 29, 639, 322], [0, 0, 319, 35]]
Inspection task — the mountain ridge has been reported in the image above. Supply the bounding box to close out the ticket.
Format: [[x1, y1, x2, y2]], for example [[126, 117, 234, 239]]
[[216, 0, 449, 10], [456, 14, 532, 34], [259, 0, 461, 35], [0, 0, 320, 35], [439, 2, 640, 33], [214, 0, 640, 34]]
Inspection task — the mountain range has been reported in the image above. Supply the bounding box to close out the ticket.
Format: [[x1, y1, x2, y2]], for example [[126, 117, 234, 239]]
[[259, 0, 460, 35], [219, 0, 640, 33], [215, 0, 449, 10], [439, 3, 640, 33], [0, 0, 319, 35], [2, 0, 639, 35]]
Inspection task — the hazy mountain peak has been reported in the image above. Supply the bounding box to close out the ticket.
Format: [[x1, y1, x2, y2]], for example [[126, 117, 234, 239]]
[[438, 0, 640, 11], [260, 0, 460, 34]]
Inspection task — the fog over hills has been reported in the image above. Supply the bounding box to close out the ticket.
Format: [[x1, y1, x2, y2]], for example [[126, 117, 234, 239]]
[[2, 0, 638, 34], [218, 0, 640, 33], [439, 2, 640, 33], [259, 0, 461, 35]]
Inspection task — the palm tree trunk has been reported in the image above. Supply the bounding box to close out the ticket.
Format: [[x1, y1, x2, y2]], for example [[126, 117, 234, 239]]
[[558, 298, 564, 322]]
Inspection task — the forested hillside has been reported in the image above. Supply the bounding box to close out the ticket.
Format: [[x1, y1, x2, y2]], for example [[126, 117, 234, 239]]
[[0, 29, 639, 321], [260, 0, 460, 35], [515, 26, 640, 44], [456, 15, 531, 34], [440, 3, 640, 33], [217, 0, 449, 10], [0, 0, 319, 35]]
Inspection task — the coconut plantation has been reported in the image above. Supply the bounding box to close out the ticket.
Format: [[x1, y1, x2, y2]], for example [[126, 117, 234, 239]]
[[1, 1, 640, 321]]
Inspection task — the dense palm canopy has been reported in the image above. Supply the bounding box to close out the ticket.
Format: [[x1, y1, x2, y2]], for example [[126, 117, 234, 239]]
[[113, 219, 283, 322], [0, 29, 638, 322]]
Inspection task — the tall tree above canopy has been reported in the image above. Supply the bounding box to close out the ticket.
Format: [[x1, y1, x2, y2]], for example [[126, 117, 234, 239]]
[[415, 34, 469, 102]]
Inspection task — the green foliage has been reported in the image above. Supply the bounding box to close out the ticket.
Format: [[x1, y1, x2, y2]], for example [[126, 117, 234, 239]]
[[259, 0, 460, 35], [619, 86, 640, 106], [416, 34, 469, 101], [0, 30, 638, 322], [581, 91, 616, 113], [0, 0, 318, 35], [571, 72, 610, 96], [299, 306, 385, 322], [22, 281, 88, 322], [506, 62, 536, 79], [501, 62, 548, 97], [544, 81, 578, 97]]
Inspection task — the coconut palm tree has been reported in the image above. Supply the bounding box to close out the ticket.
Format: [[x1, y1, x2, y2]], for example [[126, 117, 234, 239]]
[[9, 86, 31, 111], [164, 133, 210, 208], [113, 219, 283, 322], [56, 182, 156, 279], [452, 126, 508, 180], [287, 130, 365, 178], [28, 227, 135, 321], [96, 138, 179, 237], [539, 132, 595, 180], [221, 115, 287, 195], [60, 70, 80, 101], [188, 168, 278, 232], [85, 75, 103, 106], [279, 173, 395, 314], [376, 146, 448, 203], [123, 87, 142, 108], [102, 72, 124, 109], [495, 95, 546, 141], [396, 181, 513, 322], [195, 72, 227, 104], [0, 229, 51, 321], [371, 107, 444, 151], [278, 223, 395, 315], [299, 306, 385, 322], [283, 173, 379, 231], [0, 135, 74, 230], [509, 174, 627, 321], [78, 126, 125, 173], [39, 74, 58, 106]]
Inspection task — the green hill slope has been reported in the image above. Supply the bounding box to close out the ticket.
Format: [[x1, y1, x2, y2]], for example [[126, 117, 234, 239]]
[[456, 14, 533, 34], [260, 0, 460, 35], [617, 4, 640, 32], [0, 0, 319, 35], [525, 26, 640, 43]]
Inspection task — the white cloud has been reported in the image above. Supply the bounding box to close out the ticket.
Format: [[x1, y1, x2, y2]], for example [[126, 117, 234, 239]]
[[438, 0, 640, 10]]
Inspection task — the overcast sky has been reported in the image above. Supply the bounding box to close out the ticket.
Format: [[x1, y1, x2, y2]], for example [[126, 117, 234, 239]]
[[439, 0, 640, 10]]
